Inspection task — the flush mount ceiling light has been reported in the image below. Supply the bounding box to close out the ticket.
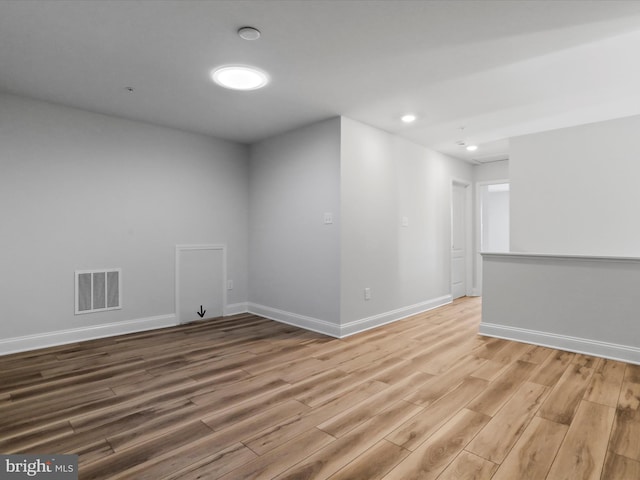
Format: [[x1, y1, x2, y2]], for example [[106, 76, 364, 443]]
[[401, 114, 417, 123], [211, 65, 269, 91], [466, 144, 478, 152]]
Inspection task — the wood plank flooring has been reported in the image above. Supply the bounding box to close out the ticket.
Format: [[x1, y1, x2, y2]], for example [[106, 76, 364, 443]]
[[0, 297, 634, 479]]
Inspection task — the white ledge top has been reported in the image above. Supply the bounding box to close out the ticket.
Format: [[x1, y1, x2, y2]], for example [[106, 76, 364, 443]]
[[481, 251, 640, 263]]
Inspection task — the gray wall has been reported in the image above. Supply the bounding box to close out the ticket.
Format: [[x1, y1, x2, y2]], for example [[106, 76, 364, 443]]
[[510, 115, 640, 256], [1, 95, 479, 348], [481, 118, 640, 363], [0, 94, 249, 340], [248, 118, 341, 325], [481, 253, 640, 364], [248, 116, 473, 334], [340, 118, 473, 326]]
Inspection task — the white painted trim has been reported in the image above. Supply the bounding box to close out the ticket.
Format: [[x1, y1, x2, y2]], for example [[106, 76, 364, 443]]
[[247, 303, 341, 337], [0, 314, 177, 357], [175, 244, 227, 324], [481, 251, 640, 263], [249, 295, 452, 339], [224, 302, 248, 316], [479, 322, 640, 365], [2, 297, 453, 356], [340, 295, 452, 337]]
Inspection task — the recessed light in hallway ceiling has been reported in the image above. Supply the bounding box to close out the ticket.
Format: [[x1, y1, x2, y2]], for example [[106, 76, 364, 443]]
[[401, 114, 417, 123], [455, 126, 479, 153]]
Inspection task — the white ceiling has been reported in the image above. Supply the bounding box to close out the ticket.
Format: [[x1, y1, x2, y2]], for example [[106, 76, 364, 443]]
[[2, 0, 640, 162]]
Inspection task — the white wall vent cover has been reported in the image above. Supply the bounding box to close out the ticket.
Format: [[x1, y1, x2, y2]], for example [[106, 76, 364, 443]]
[[75, 268, 122, 314]]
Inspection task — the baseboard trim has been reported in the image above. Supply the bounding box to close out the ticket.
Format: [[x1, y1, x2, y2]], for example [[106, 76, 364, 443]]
[[479, 322, 640, 365], [0, 314, 177, 356], [247, 303, 341, 337], [224, 302, 248, 316], [340, 295, 453, 338], [248, 296, 452, 339]]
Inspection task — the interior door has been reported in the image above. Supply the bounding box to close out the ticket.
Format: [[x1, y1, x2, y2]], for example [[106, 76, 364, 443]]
[[451, 182, 467, 299]]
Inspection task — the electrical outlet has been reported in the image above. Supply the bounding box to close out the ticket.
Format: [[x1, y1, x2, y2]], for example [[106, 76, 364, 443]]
[[227, 280, 234, 290], [364, 287, 371, 300], [323, 212, 333, 224], [401, 216, 409, 227]]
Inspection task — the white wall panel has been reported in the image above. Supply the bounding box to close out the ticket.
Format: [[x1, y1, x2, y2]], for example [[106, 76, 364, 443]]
[[481, 253, 640, 364], [510, 115, 640, 256]]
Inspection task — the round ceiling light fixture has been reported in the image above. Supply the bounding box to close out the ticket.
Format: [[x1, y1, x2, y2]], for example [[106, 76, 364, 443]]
[[401, 114, 417, 123], [211, 65, 269, 91], [238, 26, 261, 41], [466, 144, 478, 152]]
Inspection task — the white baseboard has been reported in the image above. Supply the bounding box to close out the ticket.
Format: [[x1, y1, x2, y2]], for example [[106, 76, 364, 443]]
[[248, 295, 452, 339], [479, 322, 640, 365], [224, 302, 248, 316], [247, 303, 341, 337], [0, 314, 177, 356], [340, 295, 453, 337]]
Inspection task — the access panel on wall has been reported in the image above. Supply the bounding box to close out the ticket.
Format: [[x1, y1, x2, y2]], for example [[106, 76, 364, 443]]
[[176, 245, 225, 324]]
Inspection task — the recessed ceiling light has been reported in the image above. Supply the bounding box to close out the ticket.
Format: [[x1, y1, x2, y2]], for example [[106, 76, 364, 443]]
[[401, 114, 417, 123], [466, 145, 478, 152], [238, 26, 261, 41], [211, 65, 269, 91]]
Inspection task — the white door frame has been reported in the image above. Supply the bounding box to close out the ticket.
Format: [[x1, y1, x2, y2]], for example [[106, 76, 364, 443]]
[[475, 179, 510, 296], [451, 179, 472, 298]]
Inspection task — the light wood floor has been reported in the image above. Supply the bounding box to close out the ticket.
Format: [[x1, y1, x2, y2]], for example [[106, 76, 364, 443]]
[[1, 297, 638, 479]]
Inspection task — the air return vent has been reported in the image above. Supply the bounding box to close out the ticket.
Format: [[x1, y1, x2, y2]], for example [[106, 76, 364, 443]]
[[75, 269, 121, 314]]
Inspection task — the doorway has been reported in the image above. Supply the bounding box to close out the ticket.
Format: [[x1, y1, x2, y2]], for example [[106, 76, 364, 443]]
[[480, 182, 510, 252], [451, 180, 471, 299], [476, 181, 510, 294]]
